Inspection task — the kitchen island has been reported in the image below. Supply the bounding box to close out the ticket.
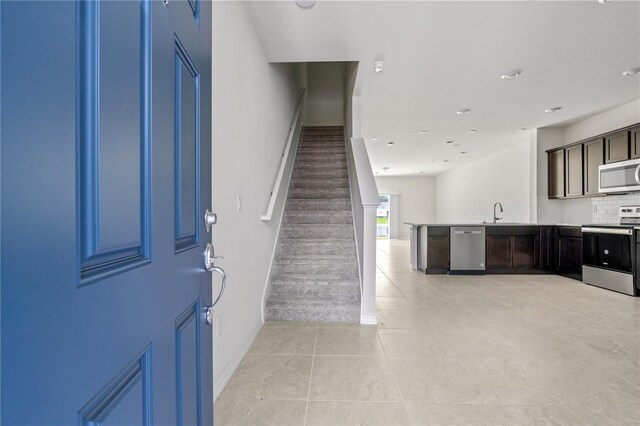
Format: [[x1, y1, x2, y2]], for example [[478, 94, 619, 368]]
[[406, 222, 583, 279]]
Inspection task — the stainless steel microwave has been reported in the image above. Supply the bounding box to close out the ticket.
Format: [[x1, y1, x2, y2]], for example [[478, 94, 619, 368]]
[[599, 158, 640, 193]]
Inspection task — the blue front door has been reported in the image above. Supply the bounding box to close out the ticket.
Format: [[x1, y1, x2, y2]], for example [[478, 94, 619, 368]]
[[1, 1, 213, 424]]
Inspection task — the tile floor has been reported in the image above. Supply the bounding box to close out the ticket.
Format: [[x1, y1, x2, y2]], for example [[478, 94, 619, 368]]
[[215, 239, 640, 425]]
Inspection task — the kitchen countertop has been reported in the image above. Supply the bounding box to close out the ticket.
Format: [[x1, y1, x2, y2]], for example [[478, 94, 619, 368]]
[[404, 222, 582, 227]]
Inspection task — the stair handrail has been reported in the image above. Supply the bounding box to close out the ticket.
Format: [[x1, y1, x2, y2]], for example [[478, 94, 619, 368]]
[[261, 88, 306, 221]]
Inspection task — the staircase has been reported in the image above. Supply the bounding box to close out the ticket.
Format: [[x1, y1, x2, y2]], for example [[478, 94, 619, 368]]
[[265, 126, 361, 323]]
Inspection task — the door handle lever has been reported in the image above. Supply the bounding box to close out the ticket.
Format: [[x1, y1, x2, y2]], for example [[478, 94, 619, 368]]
[[205, 266, 226, 325]]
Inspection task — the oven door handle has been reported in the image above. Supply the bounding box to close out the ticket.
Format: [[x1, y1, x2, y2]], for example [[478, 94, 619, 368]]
[[635, 164, 640, 185], [581, 227, 633, 235]]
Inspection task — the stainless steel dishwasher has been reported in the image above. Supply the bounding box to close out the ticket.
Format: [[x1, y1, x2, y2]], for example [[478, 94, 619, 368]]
[[449, 226, 486, 274]]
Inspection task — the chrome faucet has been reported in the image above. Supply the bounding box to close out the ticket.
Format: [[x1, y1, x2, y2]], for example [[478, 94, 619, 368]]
[[493, 202, 504, 224]]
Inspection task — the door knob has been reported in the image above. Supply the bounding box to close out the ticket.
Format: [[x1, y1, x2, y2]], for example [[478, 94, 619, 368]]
[[204, 209, 217, 232]]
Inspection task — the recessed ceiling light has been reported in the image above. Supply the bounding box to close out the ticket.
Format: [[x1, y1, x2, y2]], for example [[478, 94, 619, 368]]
[[387, 142, 394, 146], [623, 66, 640, 76], [445, 140, 454, 144], [456, 109, 471, 115], [419, 130, 428, 134], [371, 137, 379, 141], [443, 160, 450, 163], [373, 61, 385, 73], [517, 128, 528, 132], [467, 129, 478, 134], [501, 69, 521, 80], [545, 106, 562, 113], [460, 151, 467, 154], [295, 0, 316, 8], [382, 167, 389, 171]]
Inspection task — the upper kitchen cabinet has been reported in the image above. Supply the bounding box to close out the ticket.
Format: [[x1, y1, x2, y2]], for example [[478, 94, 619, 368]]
[[583, 138, 604, 196], [631, 126, 640, 159], [548, 149, 565, 199], [565, 144, 583, 197], [605, 130, 630, 164]]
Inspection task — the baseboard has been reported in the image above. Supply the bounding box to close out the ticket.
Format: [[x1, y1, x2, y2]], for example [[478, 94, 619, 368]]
[[360, 314, 377, 325], [214, 321, 262, 401]]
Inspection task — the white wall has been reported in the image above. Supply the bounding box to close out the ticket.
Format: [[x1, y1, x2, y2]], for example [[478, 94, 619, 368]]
[[375, 176, 436, 239], [435, 143, 531, 224], [211, 1, 303, 397], [307, 62, 345, 126], [534, 99, 640, 225]]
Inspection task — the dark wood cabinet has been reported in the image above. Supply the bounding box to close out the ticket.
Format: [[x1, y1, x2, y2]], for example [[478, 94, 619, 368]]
[[539, 226, 555, 271], [631, 126, 640, 159], [513, 236, 538, 268], [547, 123, 639, 198], [605, 130, 630, 164], [486, 236, 512, 269], [548, 149, 565, 199], [557, 226, 582, 280], [485, 227, 540, 273], [565, 144, 583, 197], [426, 226, 449, 274], [583, 138, 604, 196]]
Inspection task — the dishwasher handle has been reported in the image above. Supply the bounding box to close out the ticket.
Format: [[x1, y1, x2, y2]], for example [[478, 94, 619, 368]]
[[453, 230, 483, 234]]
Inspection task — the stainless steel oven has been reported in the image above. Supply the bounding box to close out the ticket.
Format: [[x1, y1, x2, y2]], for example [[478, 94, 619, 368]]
[[582, 226, 636, 295], [599, 158, 640, 193]]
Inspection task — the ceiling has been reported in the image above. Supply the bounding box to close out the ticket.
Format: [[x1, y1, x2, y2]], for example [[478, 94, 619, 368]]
[[245, 1, 640, 176]]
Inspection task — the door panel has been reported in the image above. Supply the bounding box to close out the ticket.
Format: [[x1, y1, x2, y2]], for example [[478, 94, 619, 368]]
[[1, 1, 213, 424], [632, 127, 640, 159], [175, 39, 201, 252], [584, 138, 604, 195], [176, 302, 202, 426], [512, 236, 538, 268], [79, 0, 152, 283], [605, 131, 630, 164], [564, 144, 583, 197], [486, 236, 512, 269], [548, 149, 565, 198], [78, 347, 152, 426]]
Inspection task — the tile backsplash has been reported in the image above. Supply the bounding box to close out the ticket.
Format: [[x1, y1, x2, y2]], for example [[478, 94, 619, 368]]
[[592, 193, 640, 223]]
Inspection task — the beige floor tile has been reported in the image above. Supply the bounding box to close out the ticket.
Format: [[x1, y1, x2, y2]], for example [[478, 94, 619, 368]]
[[375, 285, 405, 298], [309, 356, 403, 401], [389, 357, 499, 404], [214, 395, 306, 425], [549, 358, 640, 407], [249, 326, 317, 355], [376, 296, 416, 310], [378, 329, 457, 358], [216, 240, 640, 425], [222, 354, 312, 401], [404, 403, 551, 426], [263, 320, 318, 328], [318, 322, 377, 329], [315, 328, 385, 357], [395, 284, 444, 300], [471, 357, 571, 406], [306, 401, 411, 425], [376, 310, 425, 329], [434, 329, 526, 358], [540, 403, 640, 426]]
